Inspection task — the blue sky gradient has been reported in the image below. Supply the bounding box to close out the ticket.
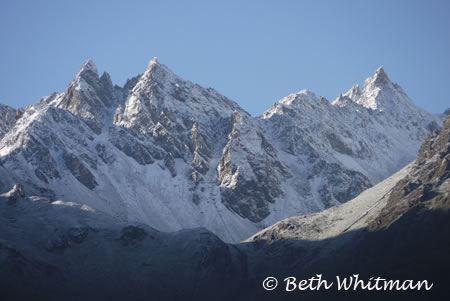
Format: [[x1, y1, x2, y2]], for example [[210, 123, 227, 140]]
[[1, 0, 449, 115]]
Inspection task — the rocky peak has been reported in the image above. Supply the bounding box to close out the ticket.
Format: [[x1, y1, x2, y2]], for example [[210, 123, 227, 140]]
[[351, 66, 411, 112], [0, 58, 443, 244], [262, 89, 322, 119], [372, 66, 389, 84], [118, 56, 245, 133], [57, 60, 116, 134], [139, 57, 170, 84], [278, 89, 319, 106], [69, 59, 102, 91], [100, 72, 113, 89], [78, 59, 98, 77], [332, 84, 362, 107], [343, 84, 361, 101], [147, 56, 159, 69], [130, 58, 177, 97], [334, 93, 345, 102]]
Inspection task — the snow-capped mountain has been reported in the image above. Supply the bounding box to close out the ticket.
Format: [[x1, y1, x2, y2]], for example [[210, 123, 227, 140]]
[[1, 115, 448, 301], [247, 162, 413, 243], [0, 59, 444, 242]]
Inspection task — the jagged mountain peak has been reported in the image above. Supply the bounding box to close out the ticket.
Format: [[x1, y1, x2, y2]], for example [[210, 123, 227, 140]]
[[332, 93, 345, 104], [140, 57, 178, 84], [262, 89, 321, 118], [147, 56, 159, 68], [331, 84, 361, 107], [100, 71, 113, 87], [0, 60, 444, 244], [331, 66, 417, 113], [343, 83, 361, 101], [55, 60, 116, 134], [68, 60, 103, 92], [354, 66, 397, 111], [143, 57, 159, 75], [117, 57, 247, 134], [366, 65, 392, 87], [279, 89, 318, 105], [293, 88, 317, 98], [375, 65, 386, 76], [78, 59, 98, 77]]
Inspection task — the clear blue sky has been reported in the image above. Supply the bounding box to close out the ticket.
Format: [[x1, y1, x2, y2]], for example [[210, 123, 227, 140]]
[[1, 0, 449, 115]]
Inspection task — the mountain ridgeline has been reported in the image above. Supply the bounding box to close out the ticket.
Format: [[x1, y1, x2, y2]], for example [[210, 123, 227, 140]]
[[0, 59, 444, 242], [0, 59, 448, 301]]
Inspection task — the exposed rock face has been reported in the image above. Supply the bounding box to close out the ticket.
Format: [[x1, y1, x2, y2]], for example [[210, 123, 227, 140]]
[[247, 162, 412, 244], [62, 151, 98, 190], [0, 104, 17, 140], [243, 117, 450, 301], [112, 58, 244, 199], [217, 112, 291, 222], [247, 117, 450, 244], [22, 133, 62, 184], [58, 60, 116, 134], [310, 160, 371, 207], [0, 60, 444, 242], [369, 116, 450, 230]]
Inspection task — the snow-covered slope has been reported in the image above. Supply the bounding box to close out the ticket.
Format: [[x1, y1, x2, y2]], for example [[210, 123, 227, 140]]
[[1, 116, 449, 301], [247, 162, 412, 243], [255, 68, 443, 228], [247, 116, 449, 252], [240, 117, 450, 300], [0, 59, 444, 242]]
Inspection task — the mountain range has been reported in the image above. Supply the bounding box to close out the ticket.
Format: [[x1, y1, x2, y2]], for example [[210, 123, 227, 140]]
[[1, 113, 448, 301], [0, 59, 449, 300], [0, 59, 444, 243]]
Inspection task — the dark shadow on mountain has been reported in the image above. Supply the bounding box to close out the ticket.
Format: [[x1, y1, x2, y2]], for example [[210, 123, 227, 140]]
[[1, 190, 449, 301], [235, 207, 450, 301], [0, 192, 246, 301]]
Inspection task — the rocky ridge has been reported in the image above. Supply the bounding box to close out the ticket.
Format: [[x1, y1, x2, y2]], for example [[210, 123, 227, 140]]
[[0, 59, 444, 242]]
